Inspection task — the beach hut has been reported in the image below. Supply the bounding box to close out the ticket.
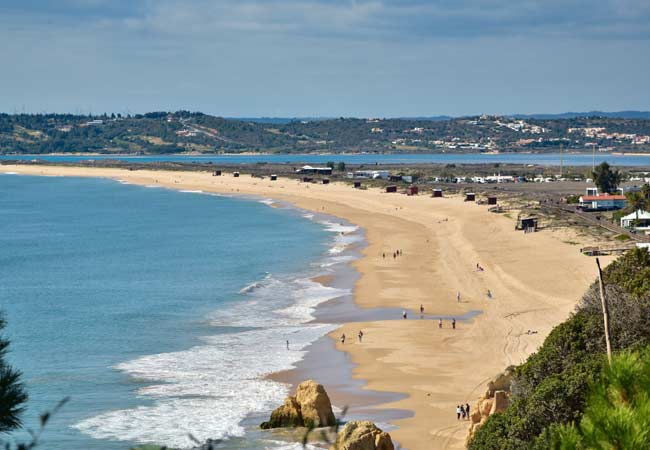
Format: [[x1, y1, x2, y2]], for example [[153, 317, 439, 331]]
[[353, 181, 362, 188], [517, 216, 538, 233], [233, 172, 240, 178], [432, 189, 443, 198], [464, 192, 475, 202], [270, 174, 277, 181], [386, 185, 397, 193], [322, 179, 330, 185], [407, 186, 419, 196], [213, 170, 222, 176], [487, 196, 497, 205]]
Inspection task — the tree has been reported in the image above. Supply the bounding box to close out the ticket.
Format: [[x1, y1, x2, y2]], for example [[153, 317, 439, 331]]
[[552, 349, 650, 450], [625, 191, 648, 224], [336, 161, 346, 172], [592, 162, 622, 194], [642, 183, 650, 201], [0, 315, 27, 433]]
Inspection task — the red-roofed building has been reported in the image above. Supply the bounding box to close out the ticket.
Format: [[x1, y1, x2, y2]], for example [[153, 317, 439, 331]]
[[579, 193, 627, 211]]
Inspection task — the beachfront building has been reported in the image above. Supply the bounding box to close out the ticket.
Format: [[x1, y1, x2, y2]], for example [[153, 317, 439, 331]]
[[347, 170, 390, 180], [296, 165, 332, 176], [620, 210, 650, 233], [578, 193, 627, 211]]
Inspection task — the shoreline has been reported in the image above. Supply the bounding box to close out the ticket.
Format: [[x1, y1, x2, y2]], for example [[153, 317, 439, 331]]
[[1, 164, 614, 450]]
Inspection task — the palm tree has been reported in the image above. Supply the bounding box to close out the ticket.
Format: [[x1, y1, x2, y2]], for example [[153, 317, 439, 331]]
[[625, 191, 648, 225], [642, 183, 650, 201]]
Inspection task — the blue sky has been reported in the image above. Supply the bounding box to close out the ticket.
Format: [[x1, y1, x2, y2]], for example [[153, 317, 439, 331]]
[[1, 0, 649, 117]]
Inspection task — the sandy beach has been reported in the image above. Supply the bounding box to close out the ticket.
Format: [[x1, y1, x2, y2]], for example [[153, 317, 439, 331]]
[[2, 164, 612, 449]]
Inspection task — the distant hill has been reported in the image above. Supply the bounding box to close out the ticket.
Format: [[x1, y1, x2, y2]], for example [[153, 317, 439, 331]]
[[1, 111, 649, 155], [512, 111, 650, 120]]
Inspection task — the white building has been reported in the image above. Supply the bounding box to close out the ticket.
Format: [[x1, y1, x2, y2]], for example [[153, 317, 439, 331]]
[[620, 210, 650, 233]]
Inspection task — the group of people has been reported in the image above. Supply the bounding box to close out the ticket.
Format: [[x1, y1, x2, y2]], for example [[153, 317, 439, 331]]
[[456, 403, 471, 420], [382, 249, 403, 259], [340, 330, 364, 344]]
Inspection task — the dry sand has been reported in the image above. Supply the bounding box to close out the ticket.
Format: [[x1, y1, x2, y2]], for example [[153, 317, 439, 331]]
[[2, 165, 614, 449]]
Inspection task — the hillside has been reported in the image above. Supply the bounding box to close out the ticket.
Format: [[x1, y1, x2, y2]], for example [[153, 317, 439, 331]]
[[1, 112, 650, 155]]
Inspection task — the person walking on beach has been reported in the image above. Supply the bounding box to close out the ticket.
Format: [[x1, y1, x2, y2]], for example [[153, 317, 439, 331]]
[[438, 318, 443, 328], [340, 333, 346, 345], [465, 403, 471, 420], [452, 318, 456, 329], [420, 304, 424, 315], [487, 289, 492, 299], [457, 291, 461, 303], [456, 405, 461, 420], [358, 330, 363, 342], [402, 310, 408, 319], [460, 405, 466, 420]]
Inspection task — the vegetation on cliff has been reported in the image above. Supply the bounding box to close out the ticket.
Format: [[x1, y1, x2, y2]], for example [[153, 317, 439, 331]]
[[468, 248, 650, 450]]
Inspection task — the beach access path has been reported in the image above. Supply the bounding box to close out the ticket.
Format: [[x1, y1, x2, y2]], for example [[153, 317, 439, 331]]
[[3, 165, 614, 450]]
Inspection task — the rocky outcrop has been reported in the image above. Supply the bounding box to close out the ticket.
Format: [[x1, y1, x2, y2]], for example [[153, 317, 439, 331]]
[[261, 380, 336, 429], [467, 366, 515, 442], [331, 421, 394, 450]]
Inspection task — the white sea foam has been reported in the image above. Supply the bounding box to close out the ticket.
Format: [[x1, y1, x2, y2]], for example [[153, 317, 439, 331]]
[[318, 255, 356, 268], [259, 198, 275, 206], [75, 208, 358, 449], [180, 189, 204, 194], [2, 172, 18, 175], [75, 273, 345, 448]]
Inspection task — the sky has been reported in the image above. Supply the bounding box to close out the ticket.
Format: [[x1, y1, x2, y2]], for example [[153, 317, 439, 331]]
[[1, 0, 649, 117]]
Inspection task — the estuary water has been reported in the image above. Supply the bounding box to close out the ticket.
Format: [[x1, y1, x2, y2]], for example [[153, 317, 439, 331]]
[[0, 173, 361, 449], [1, 152, 650, 167]]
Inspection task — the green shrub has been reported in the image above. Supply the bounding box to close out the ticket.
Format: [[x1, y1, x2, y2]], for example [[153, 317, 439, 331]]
[[468, 248, 650, 450]]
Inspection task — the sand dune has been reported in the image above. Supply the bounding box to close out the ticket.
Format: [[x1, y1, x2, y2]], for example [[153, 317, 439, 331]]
[[3, 165, 612, 449]]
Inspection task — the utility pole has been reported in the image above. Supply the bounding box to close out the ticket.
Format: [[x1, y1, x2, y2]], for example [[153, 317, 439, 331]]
[[596, 258, 612, 365], [592, 143, 597, 173]]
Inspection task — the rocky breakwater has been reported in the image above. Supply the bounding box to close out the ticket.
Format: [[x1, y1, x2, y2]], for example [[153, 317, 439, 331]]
[[260, 380, 336, 429], [331, 421, 394, 450], [467, 366, 514, 442]]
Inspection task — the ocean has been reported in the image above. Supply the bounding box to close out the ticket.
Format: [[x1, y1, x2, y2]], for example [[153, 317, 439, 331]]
[[1, 152, 650, 167], [0, 173, 362, 449]]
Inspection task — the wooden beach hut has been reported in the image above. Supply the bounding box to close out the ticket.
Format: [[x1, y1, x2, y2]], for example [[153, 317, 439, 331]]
[[517, 216, 538, 233], [386, 185, 397, 193], [213, 170, 222, 176], [487, 196, 497, 205], [407, 186, 419, 196], [432, 189, 443, 198], [322, 179, 330, 185], [464, 192, 476, 202], [233, 172, 240, 178], [270, 174, 277, 181], [353, 181, 362, 188]]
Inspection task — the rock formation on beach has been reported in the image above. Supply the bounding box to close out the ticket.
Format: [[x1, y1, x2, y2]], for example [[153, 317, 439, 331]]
[[467, 366, 515, 441], [260, 380, 336, 429], [331, 421, 394, 450]]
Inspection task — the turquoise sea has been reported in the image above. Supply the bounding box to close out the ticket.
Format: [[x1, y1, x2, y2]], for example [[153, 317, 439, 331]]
[[0, 173, 360, 449]]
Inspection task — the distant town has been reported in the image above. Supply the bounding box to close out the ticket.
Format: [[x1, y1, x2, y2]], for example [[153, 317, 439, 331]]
[[1, 111, 650, 155]]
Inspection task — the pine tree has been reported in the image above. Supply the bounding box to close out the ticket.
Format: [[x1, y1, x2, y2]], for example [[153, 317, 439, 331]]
[[0, 315, 27, 434]]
